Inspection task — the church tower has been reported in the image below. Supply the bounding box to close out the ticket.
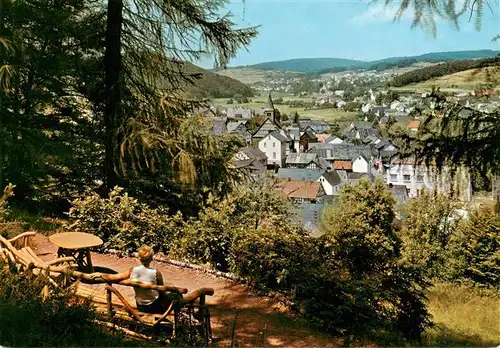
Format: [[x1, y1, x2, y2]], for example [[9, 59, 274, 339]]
[[263, 92, 280, 124]]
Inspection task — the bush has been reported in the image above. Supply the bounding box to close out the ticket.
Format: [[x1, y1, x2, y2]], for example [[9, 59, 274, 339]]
[[67, 187, 184, 254], [399, 191, 462, 279], [0, 261, 128, 346], [230, 224, 314, 290], [173, 186, 292, 272], [446, 205, 500, 289], [317, 179, 431, 342]]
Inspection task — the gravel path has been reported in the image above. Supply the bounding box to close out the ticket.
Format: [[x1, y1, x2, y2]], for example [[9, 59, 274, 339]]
[[32, 233, 339, 347]]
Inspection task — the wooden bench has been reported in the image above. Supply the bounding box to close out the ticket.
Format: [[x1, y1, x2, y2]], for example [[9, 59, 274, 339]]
[[72, 280, 214, 343]]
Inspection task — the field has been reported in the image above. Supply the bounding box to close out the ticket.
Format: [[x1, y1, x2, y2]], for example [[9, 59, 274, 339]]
[[215, 67, 302, 84], [423, 283, 500, 346], [393, 66, 500, 93], [213, 92, 360, 123]]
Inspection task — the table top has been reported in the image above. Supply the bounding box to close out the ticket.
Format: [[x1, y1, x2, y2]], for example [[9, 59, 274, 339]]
[[49, 232, 103, 250]]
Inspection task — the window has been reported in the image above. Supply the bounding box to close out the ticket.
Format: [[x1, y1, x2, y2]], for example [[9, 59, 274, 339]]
[[273, 152, 276, 159], [390, 174, 398, 182], [263, 142, 266, 148], [403, 174, 411, 182], [416, 175, 424, 183], [273, 142, 276, 147]]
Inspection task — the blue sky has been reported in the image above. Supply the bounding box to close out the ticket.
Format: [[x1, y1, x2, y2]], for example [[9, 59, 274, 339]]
[[196, 0, 500, 68]]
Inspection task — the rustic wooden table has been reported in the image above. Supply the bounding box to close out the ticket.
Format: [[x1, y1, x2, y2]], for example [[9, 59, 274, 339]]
[[49, 232, 103, 272]]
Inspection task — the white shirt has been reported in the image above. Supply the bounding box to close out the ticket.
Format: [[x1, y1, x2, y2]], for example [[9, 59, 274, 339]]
[[130, 265, 159, 305]]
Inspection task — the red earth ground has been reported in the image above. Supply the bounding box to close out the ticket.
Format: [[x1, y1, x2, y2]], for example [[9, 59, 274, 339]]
[[32, 233, 341, 347]]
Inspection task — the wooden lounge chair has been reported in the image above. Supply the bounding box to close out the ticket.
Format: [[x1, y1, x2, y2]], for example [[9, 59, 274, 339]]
[[0, 233, 75, 286], [73, 280, 214, 343]]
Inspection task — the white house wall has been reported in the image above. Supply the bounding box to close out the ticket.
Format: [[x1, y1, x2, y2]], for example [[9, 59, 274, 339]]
[[352, 156, 369, 173], [258, 134, 286, 167]]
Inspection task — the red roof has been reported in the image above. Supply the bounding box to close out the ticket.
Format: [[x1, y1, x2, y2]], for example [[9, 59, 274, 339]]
[[407, 120, 420, 129], [315, 133, 330, 143], [333, 161, 352, 170], [275, 180, 322, 200]]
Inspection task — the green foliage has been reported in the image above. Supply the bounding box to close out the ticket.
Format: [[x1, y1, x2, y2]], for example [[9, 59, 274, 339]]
[[174, 186, 292, 271], [67, 187, 184, 254], [318, 179, 431, 342], [181, 62, 254, 99], [400, 191, 462, 278], [0, 261, 129, 347], [230, 224, 313, 290], [0, 183, 14, 222], [447, 206, 500, 289]]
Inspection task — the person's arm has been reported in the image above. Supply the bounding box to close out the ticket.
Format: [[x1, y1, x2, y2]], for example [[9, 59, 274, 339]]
[[89, 268, 132, 282]]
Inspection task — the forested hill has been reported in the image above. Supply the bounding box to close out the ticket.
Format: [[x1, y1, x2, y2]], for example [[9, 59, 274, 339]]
[[242, 57, 367, 73], [234, 50, 499, 73], [389, 56, 500, 87], [181, 62, 255, 99]]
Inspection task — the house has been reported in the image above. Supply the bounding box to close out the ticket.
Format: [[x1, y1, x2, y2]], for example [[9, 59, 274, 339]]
[[386, 159, 472, 200], [234, 147, 267, 167], [258, 131, 288, 167], [285, 153, 330, 170], [284, 126, 301, 153], [324, 135, 343, 144], [275, 180, 325, 203], [347, 172, 372, 185], [315, 133, 330, 143], [473, 89, 498, 97], [318, 170, 345, 196], [299, 129, 317, 152], [276, 168, 324, 182], [300, 120, 329, 134], [352, 154, 370, 173], [228, 121, 252, 144], [227, 107, 252, 119], [252, 118, 282, 141], [407, 120, 420, 132], [308, 143, 372, 173]]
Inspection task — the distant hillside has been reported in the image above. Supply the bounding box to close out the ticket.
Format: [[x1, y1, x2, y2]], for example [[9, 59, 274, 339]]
[[181, 63, 254, 99], [245, 58, 367, 73], [393, 66, 500, 92], [234, 50, 499, 74], [372, 50, 500, 65], [390, 56, 500, 87]]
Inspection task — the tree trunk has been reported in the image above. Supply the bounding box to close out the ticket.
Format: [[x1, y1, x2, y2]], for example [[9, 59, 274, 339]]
[[0, 0, 4, 191], [104, 0, 124, 192]]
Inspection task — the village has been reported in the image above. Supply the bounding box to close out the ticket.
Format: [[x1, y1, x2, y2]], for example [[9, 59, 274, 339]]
[[205, 88, 498, 232]]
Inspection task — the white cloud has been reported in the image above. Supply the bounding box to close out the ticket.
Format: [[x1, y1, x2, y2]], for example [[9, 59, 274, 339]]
[[350, 3, 413, 25]]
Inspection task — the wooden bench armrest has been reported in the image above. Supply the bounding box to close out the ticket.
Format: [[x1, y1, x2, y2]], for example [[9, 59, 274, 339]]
[[105, 285, 143, 322], [8, 232, 36, 247], [47, 256, 75, 266], [117, 279, 188, 294]]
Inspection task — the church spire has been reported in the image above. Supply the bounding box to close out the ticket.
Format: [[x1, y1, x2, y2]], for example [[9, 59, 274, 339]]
[[264, 92, 275, 111]]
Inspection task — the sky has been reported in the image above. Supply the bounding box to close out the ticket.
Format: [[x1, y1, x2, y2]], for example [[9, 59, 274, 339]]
[[195, 0, 500, 68]]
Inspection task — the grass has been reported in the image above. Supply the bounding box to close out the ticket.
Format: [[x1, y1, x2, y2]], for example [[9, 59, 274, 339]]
[[393, 66, 500, 93], [213, 94, 361, 123], [423, 282, 500, 346]]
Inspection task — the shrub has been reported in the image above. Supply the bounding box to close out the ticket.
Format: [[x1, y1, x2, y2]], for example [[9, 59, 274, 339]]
[[317, 179, 431, 342], [173, 186, 292, 272], [229, 224, 315, 290], [446, 206, 500, 289], [0, 183, 15, 223], [0, 261, 128, 346], [67, 187, 184, 254], [399, 190, 462, 279]]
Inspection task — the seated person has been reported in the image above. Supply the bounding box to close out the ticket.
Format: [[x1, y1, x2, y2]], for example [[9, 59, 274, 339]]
[[90, 245, 196, 314]]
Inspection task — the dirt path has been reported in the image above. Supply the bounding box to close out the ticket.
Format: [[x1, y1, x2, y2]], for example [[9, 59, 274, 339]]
[[32, 234, 339, 347]]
